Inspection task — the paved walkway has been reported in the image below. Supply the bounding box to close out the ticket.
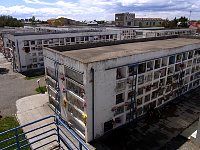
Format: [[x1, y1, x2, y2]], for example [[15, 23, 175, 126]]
[[0, 53, 45, 116], [16, 93, 95, 150], [16, 93, 57, 149]]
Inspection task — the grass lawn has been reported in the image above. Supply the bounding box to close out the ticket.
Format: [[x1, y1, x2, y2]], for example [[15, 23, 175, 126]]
[[35, 86, 47, 94], [0, 116, 30, 149], [24, 75, 45, 80]]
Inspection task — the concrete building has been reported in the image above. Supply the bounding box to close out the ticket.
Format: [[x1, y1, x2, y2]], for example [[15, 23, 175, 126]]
[[136, 28, 197, 38], [115, 12, 163, 27], [44, 37, 200, 142], [47, 17, 86, 26], [2, 29, 120, 72], [115, 13, 136, 27], [107, 27, 196, 40]]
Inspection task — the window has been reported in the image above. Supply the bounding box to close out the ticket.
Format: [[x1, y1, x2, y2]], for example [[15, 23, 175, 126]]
[[138, 87, 143, 96], [32, 58, 37, 63], [144, 94, 150, 103], [157, 98, 163, 106], [85, 36, 89, 41], [168, 66, 174, 75], [151, 91, 157, 100], [32, 53, 36, 56], [116, 67, 125, 79], [66, 80, 85, 98], [137, 107, 143, 116], [169, 56, 175, 65], [147, 61, 153, 71], [188, 51, 193, 59], [145, 72, 152, 82], [160, 68, 166, 77], [145, 84, 151, 92], [71, 37, 75, 42], [128, 91, 134, 100], [24, 41, 29, 46], [24, 47, 30, 53], [155, 59, 161, 69], [38, 52, 43, 56], [162, 57, 168, 66], [39, 57, 44, 62], [43, 40, 48, 44], [150, 101, 156, 108], [30, 41, 35, 45], [176, 54, 182, 63], [129, 65, 137, 76], [114, 105, 124, 116], [116, 93, 124, 104], [33, 64, 38, 68], [137, 97, 143, 106], [138, 75, 144, 85], [154, 70, 160, 79], [37, 40, 42, 45], [182, 52, 188, 61], [152, 81, 159, 90], [138, 63, 146, 74]]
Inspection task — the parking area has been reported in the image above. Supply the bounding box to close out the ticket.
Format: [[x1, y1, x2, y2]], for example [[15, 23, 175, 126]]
[[0, 53, 45, 116], [92, 87, 200, 150]]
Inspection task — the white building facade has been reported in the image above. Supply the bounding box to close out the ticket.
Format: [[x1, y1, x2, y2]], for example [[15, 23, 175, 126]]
[[44, 37, 200, 142], [136, 28, 197, 38], [2, 29, 120, 72]]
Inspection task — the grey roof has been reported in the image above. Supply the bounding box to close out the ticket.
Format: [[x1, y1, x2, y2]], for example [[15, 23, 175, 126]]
[[46, 38, 200, 64], [11, 29, 103, 36]]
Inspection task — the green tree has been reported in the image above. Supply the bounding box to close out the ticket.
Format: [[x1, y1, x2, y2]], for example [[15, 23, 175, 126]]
[[31, 16, 36, 25], [0, 15, 24, 27]]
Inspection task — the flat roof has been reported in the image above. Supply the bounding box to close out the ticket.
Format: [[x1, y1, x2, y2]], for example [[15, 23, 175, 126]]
[[11, 29, 105, 36], [47, 38, 200, 64]]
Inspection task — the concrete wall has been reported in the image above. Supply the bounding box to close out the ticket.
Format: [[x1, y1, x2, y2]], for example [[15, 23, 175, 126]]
[[85, 42, 200, 141], [3, 30, 120, 72], [44, 38, 200, 142]]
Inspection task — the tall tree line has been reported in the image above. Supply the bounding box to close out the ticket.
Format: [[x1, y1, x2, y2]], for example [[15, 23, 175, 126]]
[[0, 15, 24, 27]]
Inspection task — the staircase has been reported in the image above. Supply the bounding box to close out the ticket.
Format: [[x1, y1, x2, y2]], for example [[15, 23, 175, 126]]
[[0, 115, 90, 150]]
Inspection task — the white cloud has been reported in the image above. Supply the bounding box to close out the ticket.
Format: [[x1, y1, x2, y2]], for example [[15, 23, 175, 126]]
[[0, 0, 199, 20]]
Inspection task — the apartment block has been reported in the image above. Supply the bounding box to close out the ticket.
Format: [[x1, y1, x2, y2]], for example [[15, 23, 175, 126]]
[[107, 27, 196, 40], [115, 12, 163, 27], [2, 29, 120, 72], [43, 37, 200, 142], [136, 28, 197, 38]]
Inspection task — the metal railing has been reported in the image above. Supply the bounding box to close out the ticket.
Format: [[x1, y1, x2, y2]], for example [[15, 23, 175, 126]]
[[0, 115, 90, 150]]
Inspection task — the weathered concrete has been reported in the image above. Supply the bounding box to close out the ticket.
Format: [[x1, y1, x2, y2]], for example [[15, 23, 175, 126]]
[[91, 87, 200, 150]]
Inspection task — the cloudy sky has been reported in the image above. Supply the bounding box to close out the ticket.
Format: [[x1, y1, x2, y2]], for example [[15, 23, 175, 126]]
[[0, 0, 199, 21]]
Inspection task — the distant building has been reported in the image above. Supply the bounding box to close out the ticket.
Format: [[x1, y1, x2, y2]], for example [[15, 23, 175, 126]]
[[2, 28, 120, 72], [190, 21, 200, 33], [115, 12, 163, 27], [106, 27, 196, 40], [136, 28, 197, 38], [47, 17, 86, 26]]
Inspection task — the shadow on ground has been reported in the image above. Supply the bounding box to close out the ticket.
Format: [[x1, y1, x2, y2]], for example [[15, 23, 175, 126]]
[[0, 68, 9, 74], [22, 68, 45, 77], [91, 88, 200, 150]]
